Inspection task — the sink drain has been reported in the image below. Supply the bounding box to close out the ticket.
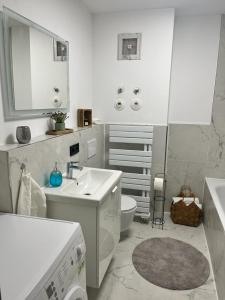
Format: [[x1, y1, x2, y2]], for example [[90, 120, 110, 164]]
[[84, 193, 91, 196]]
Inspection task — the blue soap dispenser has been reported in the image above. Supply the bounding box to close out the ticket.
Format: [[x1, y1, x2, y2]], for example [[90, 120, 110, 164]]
[[50, 162, 62, 187]]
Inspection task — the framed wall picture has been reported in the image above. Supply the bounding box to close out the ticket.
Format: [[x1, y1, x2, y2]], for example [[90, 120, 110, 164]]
[[53, 39, 68, 61], [118, 33, 142, 60]]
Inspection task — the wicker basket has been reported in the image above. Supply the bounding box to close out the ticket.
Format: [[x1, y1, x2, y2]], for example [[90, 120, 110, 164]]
[[170, 199, 202, 227]]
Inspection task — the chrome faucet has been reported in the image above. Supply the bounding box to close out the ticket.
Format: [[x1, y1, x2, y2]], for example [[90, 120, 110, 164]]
[[67, 161, 83, 179]]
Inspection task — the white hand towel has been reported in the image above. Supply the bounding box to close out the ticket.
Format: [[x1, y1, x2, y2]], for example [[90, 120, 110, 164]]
[[17, 172, 31, 216], [172, 197, 202, 209], [17, 173, 46, 217]]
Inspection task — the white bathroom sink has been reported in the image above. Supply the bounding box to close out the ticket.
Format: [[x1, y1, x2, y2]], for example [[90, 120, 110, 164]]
[[62, 169, 113, 196], [44, 167, 122, 205]]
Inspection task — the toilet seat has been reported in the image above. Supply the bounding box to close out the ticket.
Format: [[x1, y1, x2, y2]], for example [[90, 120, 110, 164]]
[[120, 195, 137, 232], [121, 195, 137, 212]]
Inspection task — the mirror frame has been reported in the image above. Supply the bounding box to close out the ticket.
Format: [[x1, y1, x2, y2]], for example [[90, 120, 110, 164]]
[[0, 7, 69, 121]]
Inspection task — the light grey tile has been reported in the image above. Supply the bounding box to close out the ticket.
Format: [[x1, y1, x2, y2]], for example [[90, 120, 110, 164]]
[[79, 124, 105, 168], [206, 118, 225, 163], [166, 158, 206, 210], [212, 16, 225, 108], [0, 151, 12, 212], [168, 124, 210, 163], [152, 126, 167, 165], [204, 160, 225, 179], [7, 132, 79, 211]]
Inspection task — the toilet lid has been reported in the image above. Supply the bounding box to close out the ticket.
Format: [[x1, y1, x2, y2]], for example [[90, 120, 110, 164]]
[[121, 195, 137, 211]]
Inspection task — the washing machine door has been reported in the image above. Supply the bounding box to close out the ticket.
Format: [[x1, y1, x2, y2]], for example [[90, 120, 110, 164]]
[[64, 285, 87, 300]]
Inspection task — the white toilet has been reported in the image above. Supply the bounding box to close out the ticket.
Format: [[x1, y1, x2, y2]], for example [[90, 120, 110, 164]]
[[121, 195, 137, 232]]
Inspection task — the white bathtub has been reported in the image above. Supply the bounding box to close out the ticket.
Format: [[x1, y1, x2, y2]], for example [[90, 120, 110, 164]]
[[205, 177, 225, 230], [204, 177, 225, 300]]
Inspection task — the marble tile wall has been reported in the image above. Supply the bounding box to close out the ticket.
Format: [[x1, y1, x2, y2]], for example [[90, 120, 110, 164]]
[[0, 125, 104, 213], [79, 124, 105, 169], [166, 15, 225, 211], [166, 124, 210, 210], [0, 151, 12, 212]]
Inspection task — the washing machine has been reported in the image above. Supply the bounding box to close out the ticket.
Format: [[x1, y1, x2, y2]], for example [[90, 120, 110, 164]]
[[0, 213, 87, 300]]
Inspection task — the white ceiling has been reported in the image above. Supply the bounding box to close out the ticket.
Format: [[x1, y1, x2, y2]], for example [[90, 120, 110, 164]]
[[82, 0, 225, 15]]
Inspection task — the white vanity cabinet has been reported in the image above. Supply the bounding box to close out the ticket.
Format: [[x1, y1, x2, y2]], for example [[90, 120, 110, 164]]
[[98, 184, 121, 285], [45, 168, 121, 288]]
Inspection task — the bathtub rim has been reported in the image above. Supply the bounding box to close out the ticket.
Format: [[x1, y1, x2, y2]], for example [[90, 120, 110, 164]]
[[205, 177, 225, 231]]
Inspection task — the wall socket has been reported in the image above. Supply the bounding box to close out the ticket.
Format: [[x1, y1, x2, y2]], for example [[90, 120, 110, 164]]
[[70, 143, 79, 156]]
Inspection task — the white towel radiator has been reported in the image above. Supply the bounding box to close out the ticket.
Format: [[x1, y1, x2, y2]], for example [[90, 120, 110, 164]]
[[108, 124, 153, 220]]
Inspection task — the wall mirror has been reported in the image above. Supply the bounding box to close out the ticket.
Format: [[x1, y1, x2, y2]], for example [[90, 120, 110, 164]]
[[0, 7, 69, 120]]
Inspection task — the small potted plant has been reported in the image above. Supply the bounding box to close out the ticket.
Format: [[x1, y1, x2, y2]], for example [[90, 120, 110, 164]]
[[50, 111, 69, 131]]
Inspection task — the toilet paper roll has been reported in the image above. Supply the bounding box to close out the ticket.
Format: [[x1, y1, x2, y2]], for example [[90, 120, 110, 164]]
[[154, 177, 164, 191]]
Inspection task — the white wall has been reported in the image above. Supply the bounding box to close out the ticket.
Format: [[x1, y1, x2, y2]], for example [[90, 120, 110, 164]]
[[93, 9, 175, 125], [0, 0, 93, 144], [169, 15, 221, 124]]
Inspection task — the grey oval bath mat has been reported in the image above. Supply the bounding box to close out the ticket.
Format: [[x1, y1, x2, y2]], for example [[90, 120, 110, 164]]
[[132, 237, 210, 290]]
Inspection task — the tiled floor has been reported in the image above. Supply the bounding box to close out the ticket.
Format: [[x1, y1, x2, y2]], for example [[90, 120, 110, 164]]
[[87, 214, 218, 300]]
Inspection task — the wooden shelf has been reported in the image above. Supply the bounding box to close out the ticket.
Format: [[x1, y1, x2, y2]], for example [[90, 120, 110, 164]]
[[46, 128, 74, 135], [77, 109, 92, 127]]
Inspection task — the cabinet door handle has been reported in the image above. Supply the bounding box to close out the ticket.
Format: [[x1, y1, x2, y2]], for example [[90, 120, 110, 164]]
[[112, 186, 118, 193]]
